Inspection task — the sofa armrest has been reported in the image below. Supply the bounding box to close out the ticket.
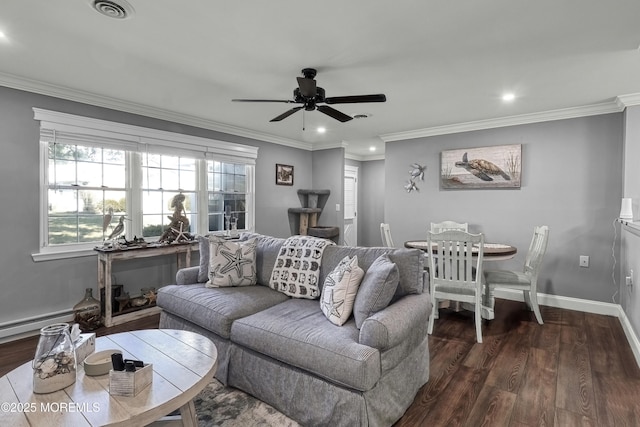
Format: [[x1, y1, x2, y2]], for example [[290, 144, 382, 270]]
[[176, 266, 201, 285], [359, 292, 431, 350]]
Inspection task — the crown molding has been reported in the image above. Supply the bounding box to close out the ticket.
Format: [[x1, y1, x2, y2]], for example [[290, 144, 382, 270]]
[[345, 152, 386, 162], [616, 93, 640, 109], [380, 101, 624, 142], [0, 72, 311, 151]]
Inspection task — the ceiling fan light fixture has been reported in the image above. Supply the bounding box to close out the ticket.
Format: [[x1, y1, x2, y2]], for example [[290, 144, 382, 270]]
[[90, 0, 135, 19]]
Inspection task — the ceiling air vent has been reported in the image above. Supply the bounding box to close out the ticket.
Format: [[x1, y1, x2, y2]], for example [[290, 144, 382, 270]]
[[91, 0, 135, 19]]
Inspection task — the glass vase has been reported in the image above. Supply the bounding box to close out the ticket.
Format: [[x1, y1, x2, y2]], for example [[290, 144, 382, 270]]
[[73, 288, 101, 331], [32, 323, 77, 394]]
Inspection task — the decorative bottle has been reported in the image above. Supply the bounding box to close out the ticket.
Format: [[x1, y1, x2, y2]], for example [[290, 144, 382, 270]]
[[73, 288, 101, 331], [32, 323, 77, 393]]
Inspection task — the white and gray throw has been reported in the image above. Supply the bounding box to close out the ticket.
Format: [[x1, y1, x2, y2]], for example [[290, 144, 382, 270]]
[[269, 235, 335, 299]]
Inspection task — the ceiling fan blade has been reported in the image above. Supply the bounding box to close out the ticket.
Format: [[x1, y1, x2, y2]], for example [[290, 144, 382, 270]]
[[232, 99, 294, 103], [324, 94, 386, 104], [316, 105, 353, 122], [270, 106, 304, 122], [297, 77, 317, 98]]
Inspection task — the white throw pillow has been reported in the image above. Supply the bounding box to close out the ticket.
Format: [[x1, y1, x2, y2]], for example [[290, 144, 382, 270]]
[[206, 237, 257, 287], [320, 256, 364, 326]]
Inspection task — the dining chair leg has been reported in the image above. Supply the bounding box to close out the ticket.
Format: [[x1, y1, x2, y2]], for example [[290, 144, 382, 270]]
[[523, 290, 532, 310], [475, 300, 483, 343], [529, 291, 544, 325]]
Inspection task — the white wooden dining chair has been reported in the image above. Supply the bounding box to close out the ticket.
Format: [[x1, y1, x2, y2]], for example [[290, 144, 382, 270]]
[[430, 221, 469, 233], [427, 230, 485, 343], [380, 223, 394, 247], [483, 225, 549, 325]]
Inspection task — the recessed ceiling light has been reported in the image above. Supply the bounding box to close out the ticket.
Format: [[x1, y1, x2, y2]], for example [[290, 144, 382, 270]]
[[317, 127, 326, 134], [369, 146, 377, 152], [502, 93, 516, 102], [0, 30, 6, 40]]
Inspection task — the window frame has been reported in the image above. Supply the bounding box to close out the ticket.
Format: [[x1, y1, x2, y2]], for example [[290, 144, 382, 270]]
[[32, 108, 258, 262]]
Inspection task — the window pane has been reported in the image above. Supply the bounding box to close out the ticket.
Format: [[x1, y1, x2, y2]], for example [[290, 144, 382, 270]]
[[162, 156, 180, 169], [75, 146, 101, 162], [50, 144, 76, 161], [54, 160, 76, 186], [104, 149, 125, 164], [78, 215, 103, 242], [234, 164, 246, 175], [144, 167, 162, 189], [143, 191, 164, 215], [161, 168, 179, 190], [48, 215, 79, 245], [103, 164, 126, 188], [142, 214, 165, 238], [235, 175, 246, 192], [48, 189, 78, 214], [180, 157, 196, 170], [208, 213, 223, 232], [77, 162, 101, 187], [180, 170, 196, 191]]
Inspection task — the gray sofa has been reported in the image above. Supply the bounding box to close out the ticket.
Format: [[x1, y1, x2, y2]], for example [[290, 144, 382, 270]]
[[157, 233, 432, 426]]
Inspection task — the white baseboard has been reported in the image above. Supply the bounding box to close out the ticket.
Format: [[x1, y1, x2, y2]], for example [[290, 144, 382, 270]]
[[494, 289, 640, 367], [0, 310, 74, 344]]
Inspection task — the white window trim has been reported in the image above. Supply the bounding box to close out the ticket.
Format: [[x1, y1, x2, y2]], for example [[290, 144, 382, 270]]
[[32, 108, 258, 262]]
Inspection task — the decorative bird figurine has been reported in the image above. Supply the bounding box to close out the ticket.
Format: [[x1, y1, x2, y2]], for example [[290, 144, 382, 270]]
[[409, 163, 426, 181], [102, 207, 114, 232], [107, 215, 126, 240], [404, 179, 419, 193], [454, 152, 511, 181]]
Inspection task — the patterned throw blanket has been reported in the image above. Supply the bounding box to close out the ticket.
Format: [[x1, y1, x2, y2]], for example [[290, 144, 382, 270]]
[[269, 236, 335, 299]]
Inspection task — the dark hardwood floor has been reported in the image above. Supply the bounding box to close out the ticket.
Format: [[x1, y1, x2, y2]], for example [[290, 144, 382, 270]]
[[395, 299, 640, 427], [0, 314, 160, 378], [2, 302, 639, 426]]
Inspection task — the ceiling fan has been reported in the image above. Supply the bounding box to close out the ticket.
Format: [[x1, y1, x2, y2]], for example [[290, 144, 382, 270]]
[[232, 68, 386, 123]]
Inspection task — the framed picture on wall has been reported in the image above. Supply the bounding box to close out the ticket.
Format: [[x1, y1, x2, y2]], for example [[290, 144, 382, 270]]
[[275, 164, 294, 186], [441, 144, 521, 189]]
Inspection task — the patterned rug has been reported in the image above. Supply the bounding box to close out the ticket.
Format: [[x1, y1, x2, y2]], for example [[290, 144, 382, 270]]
[[194, 379, 301, 427]]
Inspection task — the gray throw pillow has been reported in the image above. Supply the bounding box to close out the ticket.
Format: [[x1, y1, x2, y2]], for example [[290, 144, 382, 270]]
[[353, 254, 399, 329]]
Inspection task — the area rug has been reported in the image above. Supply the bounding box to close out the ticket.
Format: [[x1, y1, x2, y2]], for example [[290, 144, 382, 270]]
[[194, 379, 301, 427]]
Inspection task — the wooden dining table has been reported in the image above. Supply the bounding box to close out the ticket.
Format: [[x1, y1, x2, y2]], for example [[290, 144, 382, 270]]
[[404, 240, 517, 319]]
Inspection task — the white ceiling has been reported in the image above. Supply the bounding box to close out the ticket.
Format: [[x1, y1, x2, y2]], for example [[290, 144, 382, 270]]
[[2, 0, 640, 159]]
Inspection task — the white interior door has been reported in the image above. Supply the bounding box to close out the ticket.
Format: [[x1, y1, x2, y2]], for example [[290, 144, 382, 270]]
[[344, 166, 358, 246]]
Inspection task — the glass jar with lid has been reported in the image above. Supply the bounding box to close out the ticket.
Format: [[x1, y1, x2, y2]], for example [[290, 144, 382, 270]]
[[32, 323, 77, 393]]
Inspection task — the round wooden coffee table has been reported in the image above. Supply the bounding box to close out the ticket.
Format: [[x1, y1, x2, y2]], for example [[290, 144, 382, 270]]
[[0, 329, 217, 426]]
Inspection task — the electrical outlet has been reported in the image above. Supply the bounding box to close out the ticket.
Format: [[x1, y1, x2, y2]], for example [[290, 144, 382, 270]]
[[579, 255, 589, 268], [335, 203, 340, 211]]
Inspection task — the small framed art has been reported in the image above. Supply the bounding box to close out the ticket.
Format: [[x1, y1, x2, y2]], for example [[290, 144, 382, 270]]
[[275, 164, 294, 186]]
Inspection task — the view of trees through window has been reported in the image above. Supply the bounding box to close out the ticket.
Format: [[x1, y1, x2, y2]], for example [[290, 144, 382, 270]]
[[46, 142, 249, 245]]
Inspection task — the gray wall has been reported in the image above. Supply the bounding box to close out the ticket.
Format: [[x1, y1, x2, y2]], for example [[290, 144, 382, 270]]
[[312, 148, 345, 243], [621, 105, 640, 341], [0, 85, 311, 327], [384, 113, 623, 302], [360, 159, 385, 246]]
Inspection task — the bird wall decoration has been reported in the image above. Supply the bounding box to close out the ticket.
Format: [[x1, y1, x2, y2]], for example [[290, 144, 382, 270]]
[[404, 163, 425, 193]]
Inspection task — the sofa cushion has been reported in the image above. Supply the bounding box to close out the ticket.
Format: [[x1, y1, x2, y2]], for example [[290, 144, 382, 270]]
[[230, 299, 381, 391], [206, 237, 257, 287], [320, 246, 424, 298], [157, 284, 289, 339], [353, 254, 399, 329], [320, 255, 364, 326]]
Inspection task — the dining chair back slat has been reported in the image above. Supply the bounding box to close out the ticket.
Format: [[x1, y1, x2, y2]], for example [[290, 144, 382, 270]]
[[380, 223, 394, 247], [427, 230, 485, 343], [430, 221, 469, 234]]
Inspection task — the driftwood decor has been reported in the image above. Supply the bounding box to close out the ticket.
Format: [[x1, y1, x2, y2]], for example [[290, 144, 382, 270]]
[[441, 144, 521, 189]]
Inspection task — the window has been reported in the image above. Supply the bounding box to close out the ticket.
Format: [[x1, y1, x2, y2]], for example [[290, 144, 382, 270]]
[[34, 108, 258, 261]]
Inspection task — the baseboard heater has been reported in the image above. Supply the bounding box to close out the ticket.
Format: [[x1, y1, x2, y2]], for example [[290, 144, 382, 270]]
[[0, 309, 74, 344]]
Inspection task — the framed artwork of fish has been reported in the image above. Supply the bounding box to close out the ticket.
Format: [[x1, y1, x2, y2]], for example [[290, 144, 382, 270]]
[[440, 144, 521, 189]]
